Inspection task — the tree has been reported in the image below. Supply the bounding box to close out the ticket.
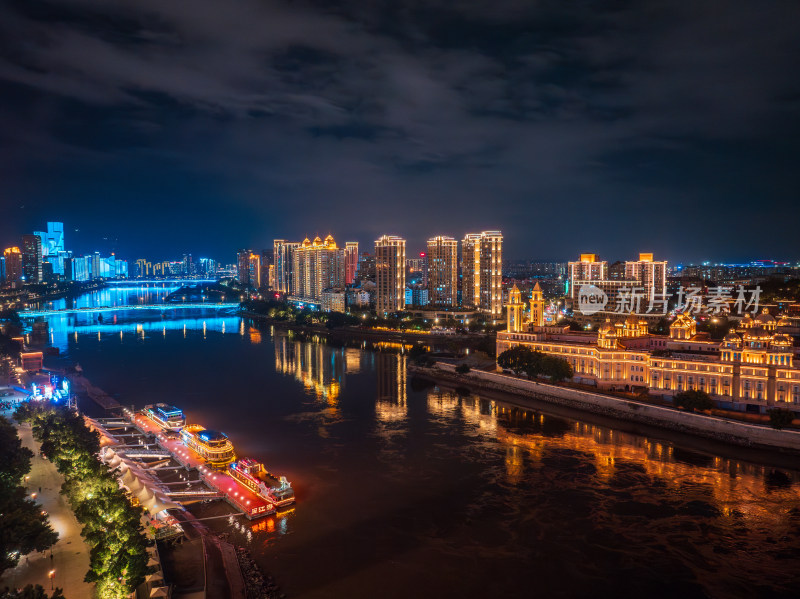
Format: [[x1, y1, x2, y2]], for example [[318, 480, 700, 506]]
[[542, 355, 573, 382], [455, 364, 471, 374], [497, 346, 537, 376], [15, 405, 148, 595], [0, 584, 65, 599], [768, 408, 795, 430], [674, 390, 714, 412], [0, 417, 58, 579]]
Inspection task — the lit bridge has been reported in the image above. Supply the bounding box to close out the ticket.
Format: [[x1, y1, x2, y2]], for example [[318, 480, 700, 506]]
[[20, 302, 240, 317], [106, 279, 217, 285]]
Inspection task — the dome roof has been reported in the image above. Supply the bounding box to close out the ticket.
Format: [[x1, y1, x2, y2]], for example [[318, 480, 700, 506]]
[[743, 325, 770, 340], [778, 314, 791, 326], [723, 330, 741, 342], [771, 334, 793, 346], [598, 318, 614, 335], [755, 308, 775, 324]]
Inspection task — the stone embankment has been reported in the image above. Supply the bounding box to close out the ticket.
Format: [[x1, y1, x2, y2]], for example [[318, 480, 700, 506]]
[[236, 547, 283, 599], [414, 363, 800, 454]]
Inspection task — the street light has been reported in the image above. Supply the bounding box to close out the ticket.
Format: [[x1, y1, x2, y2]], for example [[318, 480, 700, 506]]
[[49, 570, 55, 590]]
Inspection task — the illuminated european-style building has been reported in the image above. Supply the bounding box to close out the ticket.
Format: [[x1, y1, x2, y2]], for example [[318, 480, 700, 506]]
[[461, 230, 503, 317], [292, 235, 345, 302], [427, 235, 458, 307], [375, 235, 406, 313], [497, 297, 800, 413]]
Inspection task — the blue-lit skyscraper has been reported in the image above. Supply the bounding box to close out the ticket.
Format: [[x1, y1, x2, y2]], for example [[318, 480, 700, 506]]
[[34, 222, 65, 257]]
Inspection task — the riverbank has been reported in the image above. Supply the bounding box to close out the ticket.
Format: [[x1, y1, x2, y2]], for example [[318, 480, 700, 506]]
[[413, 362, 800, 455], [240, 310, 483, 348]]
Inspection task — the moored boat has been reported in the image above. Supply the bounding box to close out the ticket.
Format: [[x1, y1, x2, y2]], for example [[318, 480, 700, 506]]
[[180, 424, 236, 468], [229, 458, 295, 507], [143, 403, 186, 432]]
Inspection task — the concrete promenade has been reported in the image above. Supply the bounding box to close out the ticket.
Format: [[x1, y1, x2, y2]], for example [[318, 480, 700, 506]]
[[421, 363, 800, 453], [0, 422, 94, 598]]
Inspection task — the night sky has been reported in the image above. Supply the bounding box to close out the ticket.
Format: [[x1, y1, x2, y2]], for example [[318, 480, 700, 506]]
[[1, 0, 799, 263]]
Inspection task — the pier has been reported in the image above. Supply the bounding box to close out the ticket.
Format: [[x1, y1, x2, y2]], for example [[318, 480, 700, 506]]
[[130, 412, 277, 519]]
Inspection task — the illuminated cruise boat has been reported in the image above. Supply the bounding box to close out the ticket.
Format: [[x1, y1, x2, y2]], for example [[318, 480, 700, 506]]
[[180, 425, 236, 469], [143, 404, 186, 432], [229, 458, 295, 507]]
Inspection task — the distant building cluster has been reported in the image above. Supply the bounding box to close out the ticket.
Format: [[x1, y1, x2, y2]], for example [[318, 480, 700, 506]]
[[1, 221, 128, 287], [134, 255, 219, 279], [247, 231, 503, 318]]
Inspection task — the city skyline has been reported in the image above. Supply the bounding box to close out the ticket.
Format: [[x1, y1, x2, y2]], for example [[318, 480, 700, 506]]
[[2, 1, 799, 261]]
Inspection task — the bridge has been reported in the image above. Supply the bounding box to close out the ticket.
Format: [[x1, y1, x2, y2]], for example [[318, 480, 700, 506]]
[[106, 279, 217, 285], [20, 302, 240, 317]]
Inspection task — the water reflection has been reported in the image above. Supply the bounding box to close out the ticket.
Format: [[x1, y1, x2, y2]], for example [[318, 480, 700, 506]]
[[375, 353, 407, 423], [29, 284, 178, 311], [39, 314, 243, 352], [273, 332, 344, 404]]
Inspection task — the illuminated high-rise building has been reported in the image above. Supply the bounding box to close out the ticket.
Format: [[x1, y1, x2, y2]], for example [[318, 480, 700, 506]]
[[292, 235, 345, 301], [568, 254, 608, 299], [356, 252, 376, 283], [375, 235, 406, 313], [33, 222, 64, 257], [344, 242, 359, 285], [3, 247, 22, 285], [237, 250, 249, 286], [625, 253, 668, 299], [135, 258, 152, 278], [21, 235, 43, 283], [461, 230, 503, 316], [427, 236, 458, 307], [248, 253, 261, 288], [274, 240, 300, 294]]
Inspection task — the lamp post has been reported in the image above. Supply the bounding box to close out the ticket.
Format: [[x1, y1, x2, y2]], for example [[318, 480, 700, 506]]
[[49, 569, 55, 590]]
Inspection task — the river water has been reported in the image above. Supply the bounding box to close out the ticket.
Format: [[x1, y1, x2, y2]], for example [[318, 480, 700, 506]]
[[30, 289, 800, 598]]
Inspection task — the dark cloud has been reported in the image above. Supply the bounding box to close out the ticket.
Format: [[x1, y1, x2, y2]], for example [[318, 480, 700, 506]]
[[0, 0, 798, 262]]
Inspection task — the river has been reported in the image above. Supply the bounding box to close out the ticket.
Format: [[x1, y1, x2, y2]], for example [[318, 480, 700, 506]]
[[28, 288, 800, 598]]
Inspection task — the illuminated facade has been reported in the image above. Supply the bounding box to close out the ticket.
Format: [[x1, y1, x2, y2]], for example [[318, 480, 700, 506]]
[[248, 252, 261, 288], [33, 222, 64, 257], [3, 247, 23, 285], [498, 302, 800, 413], [273, 240, 300, 295], [427, 236, 458, 307], [461, 230, 503, 316], [21, 234, 43, 283], [292, 235, 345, 302], [568, 253, 607, 299], [529, 281, 545, 327], [321, 289, 346, 313], [344, 241, 359, 285], [375, 235, 406, 313], [625, 253, 667, 298], [569, 252, 668, 308], [237, 250, 251, 286]]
